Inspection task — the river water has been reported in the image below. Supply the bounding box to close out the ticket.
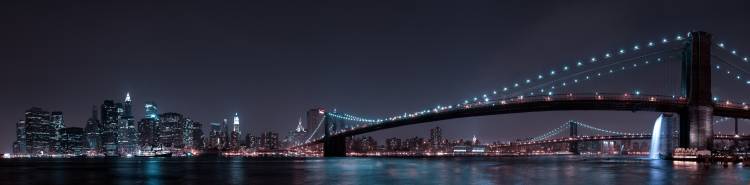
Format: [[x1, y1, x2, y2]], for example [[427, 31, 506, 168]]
[[0, 156, 747, 185]]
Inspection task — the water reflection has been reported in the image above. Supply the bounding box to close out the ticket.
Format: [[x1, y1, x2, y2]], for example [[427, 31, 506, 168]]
[[0, 157, 748, 185], [144, 159, 162, 185]]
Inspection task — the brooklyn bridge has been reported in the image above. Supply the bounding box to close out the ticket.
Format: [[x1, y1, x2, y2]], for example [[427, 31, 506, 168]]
[[290, 31, 750, 157]]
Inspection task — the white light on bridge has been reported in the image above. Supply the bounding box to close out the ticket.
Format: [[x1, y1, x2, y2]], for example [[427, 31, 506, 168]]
[[634, 45, 640, 50], [648, 42, 655, 47], [718, 43, 725, 48]]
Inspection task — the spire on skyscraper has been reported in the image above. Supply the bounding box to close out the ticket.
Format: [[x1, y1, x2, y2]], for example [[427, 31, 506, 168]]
[[125, 92, 131, 102], [296, 117, 305, 132]]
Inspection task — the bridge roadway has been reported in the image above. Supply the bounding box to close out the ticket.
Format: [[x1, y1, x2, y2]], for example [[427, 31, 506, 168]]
[[298, 93, 750, 147]]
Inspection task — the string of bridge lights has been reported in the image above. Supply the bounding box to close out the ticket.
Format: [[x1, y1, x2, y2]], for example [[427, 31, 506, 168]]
[[529, 121, 643, 142], [711, 54, 750, 104], [715, 41, 750, 65], [326, 33, 693, 125]]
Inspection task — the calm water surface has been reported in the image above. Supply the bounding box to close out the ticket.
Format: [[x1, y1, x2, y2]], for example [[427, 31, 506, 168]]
[[0, 156, 747, 185]]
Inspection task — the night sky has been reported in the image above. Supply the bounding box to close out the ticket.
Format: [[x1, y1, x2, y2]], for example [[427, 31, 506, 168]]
[[2, 1, 750, 153]]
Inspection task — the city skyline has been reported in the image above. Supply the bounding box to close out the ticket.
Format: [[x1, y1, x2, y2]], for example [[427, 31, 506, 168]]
[[2, 1, 750, 154]]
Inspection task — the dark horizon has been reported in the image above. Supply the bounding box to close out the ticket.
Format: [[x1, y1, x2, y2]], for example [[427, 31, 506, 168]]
[[3, 0, 750, 153]]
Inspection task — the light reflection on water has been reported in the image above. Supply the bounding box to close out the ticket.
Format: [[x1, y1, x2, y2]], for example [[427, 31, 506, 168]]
[[0, 157, 748, 185]]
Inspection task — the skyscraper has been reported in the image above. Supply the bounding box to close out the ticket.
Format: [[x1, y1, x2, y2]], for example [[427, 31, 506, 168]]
[[117, 93, 138, 155], [50, 111, 64, 154], [233, 113, 241, 134], [100, 100, 119, 156], [306, 108, 325, 132], [430, 127, 443, 150], [229, 113, 241, 150], [13, 120, 27, 155], [84, 106, 102, 153], [208, 122, 222, 149], [188, 121, 203, 150], [259, 132, 279, 150], [24, 107, 53, 156], [59, 127, 84, 155], [288, 118, 307, 146], [137, 118, 159, 149], [144, 101, 159, 120], [159, 112, 184, 150]]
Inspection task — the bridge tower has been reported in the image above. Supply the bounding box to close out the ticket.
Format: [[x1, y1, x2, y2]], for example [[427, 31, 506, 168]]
[[323, 116, 347, 157], [679, 31, 714, 150], [569, 122, 579, 154]]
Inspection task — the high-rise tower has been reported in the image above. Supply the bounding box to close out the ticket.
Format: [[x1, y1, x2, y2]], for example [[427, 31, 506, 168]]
[[233, 113, 241, 134]]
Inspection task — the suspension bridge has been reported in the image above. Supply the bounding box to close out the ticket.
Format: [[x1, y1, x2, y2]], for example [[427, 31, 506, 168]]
[[498, 119, 749, 155], [292, 31, 750, 157]]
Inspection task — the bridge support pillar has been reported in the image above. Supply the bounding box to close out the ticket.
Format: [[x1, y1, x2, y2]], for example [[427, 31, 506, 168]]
[[569, 122, 579, 154], [323, 116, 347, 157], [680, 31, 714, 150], [323, 135, 347, 157]]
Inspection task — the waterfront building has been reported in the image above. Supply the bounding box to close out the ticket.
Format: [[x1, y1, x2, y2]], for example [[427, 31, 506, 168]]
[[137, 118, 159, 150], [117, 93, 138, 155], [245, 134, 258, 149], [385, 137, 402, 151], [59, 127, 85, 155], [186, 120, 203, 150], [13, 120, 26, 155], [159, 112, 184, 150], [259, 132, 280, 150], [50, 111, 64, 154], [208, 122, 222, 149], [84, 106, 102, 153], [101, 100, 119, 156], [24, 107, 53, 156], [430, 127, 443, 151]]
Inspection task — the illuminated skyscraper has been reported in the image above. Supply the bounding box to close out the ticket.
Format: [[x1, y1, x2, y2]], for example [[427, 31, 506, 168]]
[[24, 107, 53, 156], [50, 111, 64, 154], [144, 101, 159, 120], [101, 100, 119, 156], [137, 118, 158, 149], [117, 92, 138, 155], [229, 113, 241, 150], [13, 120, 27, 155], [306, 108, 325, 132], [233, 113, 240, 134], [208, 122, 222, 149]]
